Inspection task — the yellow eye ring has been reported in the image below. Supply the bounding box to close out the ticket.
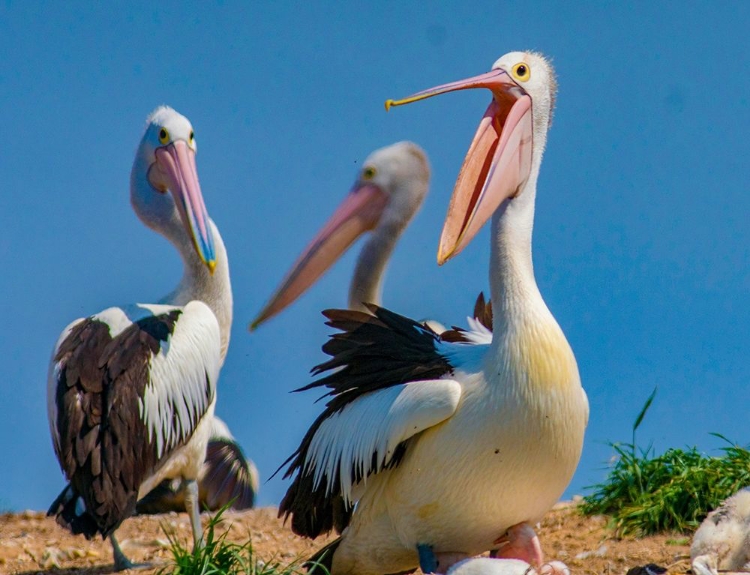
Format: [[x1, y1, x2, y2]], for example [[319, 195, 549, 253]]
[[362, 166, 376, 180], [512, 62, 531, 82], [189, 130, 195, 144], [158, 128, 170, 144]]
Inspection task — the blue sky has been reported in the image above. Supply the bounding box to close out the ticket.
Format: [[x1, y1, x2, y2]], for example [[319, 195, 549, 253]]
[[1, 2, 749, 512]]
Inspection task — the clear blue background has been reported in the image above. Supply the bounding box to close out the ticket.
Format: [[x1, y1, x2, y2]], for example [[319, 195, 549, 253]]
[[1, 2, 749, 512]]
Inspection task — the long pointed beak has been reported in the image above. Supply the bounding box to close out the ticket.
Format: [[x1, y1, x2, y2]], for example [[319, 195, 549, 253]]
[[153, 141, 216, 273], [387, 69, 533, 264], [250, 184, 388, 330]]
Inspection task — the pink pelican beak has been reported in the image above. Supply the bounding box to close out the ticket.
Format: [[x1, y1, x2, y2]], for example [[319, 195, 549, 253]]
[[386, 68, 533, 264], [250, 182, 389, 330], [149, 140, 216, 273]]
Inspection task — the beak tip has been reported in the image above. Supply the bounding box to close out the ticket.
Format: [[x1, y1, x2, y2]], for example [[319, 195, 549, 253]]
[[249, 311, 268, 331], [437, 244, 456, 266], [207, 260, 217, 275], [384, 99, 393, 112]]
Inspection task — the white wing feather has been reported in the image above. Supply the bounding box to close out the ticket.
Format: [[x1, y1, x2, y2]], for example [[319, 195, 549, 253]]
[[305, 378, 462, 505], [140, 300, 221, 457], [463, 316, 493, 344]]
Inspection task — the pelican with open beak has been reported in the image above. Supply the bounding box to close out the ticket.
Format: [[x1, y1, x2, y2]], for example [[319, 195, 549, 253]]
[[278, 52, 587, 575]]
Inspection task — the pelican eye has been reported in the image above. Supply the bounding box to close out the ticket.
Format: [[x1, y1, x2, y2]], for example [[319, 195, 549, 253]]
[[158, 128, 170, 144], [512, 62, 531, 82], [362, 166, 377, 180], [189, 130, 195, 144]]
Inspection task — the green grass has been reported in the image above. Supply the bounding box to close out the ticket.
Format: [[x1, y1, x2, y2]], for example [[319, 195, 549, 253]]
[[580, 388, 750, 536], [157, 507, 322, 575]]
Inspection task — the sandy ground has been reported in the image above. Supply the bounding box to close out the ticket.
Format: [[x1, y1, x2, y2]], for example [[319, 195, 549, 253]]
[[0, 502, 696, 575]]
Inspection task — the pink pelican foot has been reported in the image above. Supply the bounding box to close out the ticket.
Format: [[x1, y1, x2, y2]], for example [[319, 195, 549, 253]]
[[539, 561, 570, 575], [489, 523, 570, 575], [491, 523, 544, 566]]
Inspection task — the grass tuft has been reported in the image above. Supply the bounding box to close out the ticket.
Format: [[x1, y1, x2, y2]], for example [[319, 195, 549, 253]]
[[581, 390, 750, 535], [157, 507, 319, 575]]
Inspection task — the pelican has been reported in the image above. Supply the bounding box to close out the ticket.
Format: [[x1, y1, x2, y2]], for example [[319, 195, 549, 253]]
[[47, 106, 236, 570], [691, 487, 750, 575], [135, 415, 259, 514], [278, 52, 588, 575], [250, 141, 430, 329]]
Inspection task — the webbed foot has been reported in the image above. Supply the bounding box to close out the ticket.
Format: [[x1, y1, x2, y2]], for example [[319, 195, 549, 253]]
[[111, 534, 151, 571]]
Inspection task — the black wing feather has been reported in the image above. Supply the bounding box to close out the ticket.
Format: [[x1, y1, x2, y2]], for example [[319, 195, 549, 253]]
[[440, 291, 494, 342]]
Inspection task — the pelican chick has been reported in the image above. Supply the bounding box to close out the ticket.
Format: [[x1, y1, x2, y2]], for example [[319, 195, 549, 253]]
[[691, 487, 750, 575]]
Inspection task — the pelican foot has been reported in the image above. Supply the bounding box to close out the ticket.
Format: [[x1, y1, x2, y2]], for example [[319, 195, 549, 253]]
[[492, 523, 543, 567], [691, 554, 719, 575], [539, 561, 570, 575], [110, 534, 151, 571]]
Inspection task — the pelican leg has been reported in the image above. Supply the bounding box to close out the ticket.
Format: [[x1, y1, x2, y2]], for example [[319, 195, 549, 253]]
[[183, 478, 204, 548], [418, 544, 438, 574]]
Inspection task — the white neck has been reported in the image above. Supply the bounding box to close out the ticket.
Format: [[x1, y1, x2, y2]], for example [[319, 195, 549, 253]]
[[160, 219, 233, 364], [348, 221, 402, 311], [485, 157, 581, 398], [488, 156, 550, 340], [480, 96, 581, 398]]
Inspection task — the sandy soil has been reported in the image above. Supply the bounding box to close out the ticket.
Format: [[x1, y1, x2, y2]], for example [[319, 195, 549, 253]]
[[0, 502, 696, 575]]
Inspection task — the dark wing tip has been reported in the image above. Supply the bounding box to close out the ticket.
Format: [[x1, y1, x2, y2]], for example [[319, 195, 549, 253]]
[[199, 438, 258, 511], [279, 471, 350, 538], [473, 291, 493, 331], [440, 327, 469, 342], [306, 538, 342, 574], [48, 484, 106, 539]]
